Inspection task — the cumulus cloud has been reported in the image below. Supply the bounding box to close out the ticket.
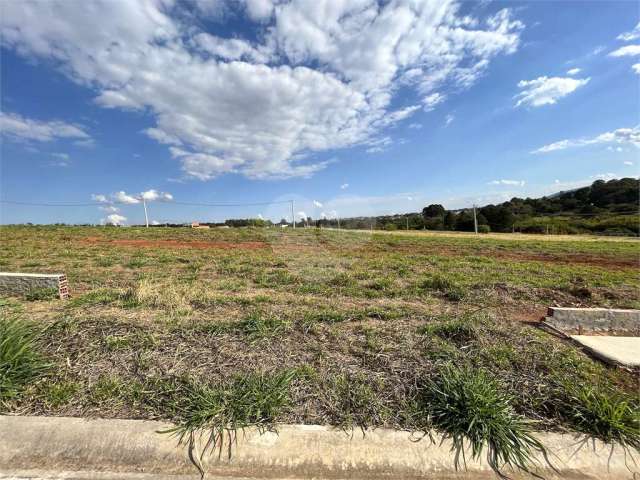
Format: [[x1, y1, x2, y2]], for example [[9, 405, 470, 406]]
[[0, 0, 524, 180], [0, 111, 90, 143], [515, 76, 590, 107], [566, 68, 581, 76], [488, 179, 525, 186], [112, 191, 141, 204], [140, 189, 173, 202], [633, 63, 640, 75], [624, 161, 634, 166], [533, 127, 640, 153], [617, 23, 640, 42], [91, 194, 108, 203], [103, 214, 127, 226], [445, 114, 455, 126], [609, 45, 640, 57], [340, 183, 349, 190], [313, 200, 323, 208]]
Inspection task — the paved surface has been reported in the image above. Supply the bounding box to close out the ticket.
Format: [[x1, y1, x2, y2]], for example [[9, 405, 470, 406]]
[[1, 416, 639, 479], [571, 335, 640, 367]]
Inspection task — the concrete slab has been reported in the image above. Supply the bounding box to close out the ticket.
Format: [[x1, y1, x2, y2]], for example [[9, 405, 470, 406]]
[[0, 272, 69, 299], [545, 307, 640, 335], [571, 335, 640, 367], [1, 416, 638, 479]]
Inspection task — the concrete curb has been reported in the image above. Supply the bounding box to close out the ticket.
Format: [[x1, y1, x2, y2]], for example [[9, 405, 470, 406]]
[[0, 416, 638, 479]]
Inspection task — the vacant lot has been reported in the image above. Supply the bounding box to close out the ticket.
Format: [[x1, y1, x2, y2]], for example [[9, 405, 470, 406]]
[[1, 226, 639, 471]]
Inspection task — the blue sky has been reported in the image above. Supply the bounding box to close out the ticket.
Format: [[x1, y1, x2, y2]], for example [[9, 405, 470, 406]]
[[1, 0, 638, 225]]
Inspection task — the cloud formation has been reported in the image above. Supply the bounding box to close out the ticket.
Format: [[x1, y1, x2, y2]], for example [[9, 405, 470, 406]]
[[0, 112, 90, 143], [617, 22, 640, 42], [103, 214, 127, 226], [515, 76, 589, 107], [1, 0, 524, 180], [91, 190, 173, 205], [609, 45, 640, 57], [533, 127, 640, 153]]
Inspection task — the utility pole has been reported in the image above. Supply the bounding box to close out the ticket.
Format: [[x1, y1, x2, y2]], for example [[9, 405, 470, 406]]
[[291, 200, 295, 229], [406, 215, 409, 231], [473, 204, 478, 235], [142, 198, 149, 228]]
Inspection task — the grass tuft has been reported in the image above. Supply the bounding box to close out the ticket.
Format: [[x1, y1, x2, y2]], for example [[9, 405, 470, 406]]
[[558, 383, 640, 451], [421, 365, 546, 478], [0, 316, 49, 403], [418, 274, 465, 301], [167, 370, 296, 453], [420, 316, 477, 344]]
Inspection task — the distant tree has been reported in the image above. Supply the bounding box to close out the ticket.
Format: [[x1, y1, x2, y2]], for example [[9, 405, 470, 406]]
[[422, 204, 446, 220], [443, 211, 457, 230]]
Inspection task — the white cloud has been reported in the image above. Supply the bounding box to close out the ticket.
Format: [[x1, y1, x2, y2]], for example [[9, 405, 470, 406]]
[[566, 68, 581, 76], [423, 93, 446, 111], [618, 22, 640, 42], [112, 191, 141, 204], [297, 211, 307, 219], [100, 205, 120, 213], [488, 179, 525, 186], [533, 127, 640, 153], [140, 189, 173, 202], [0, 111, 90, 143], [408, 123, 422, 130], [445, 114, 455, 126], [104, 214, 127, 226], [633, 63, 640, 75], [0, 0, 524, 181], [515, 76, 590, 107], [609, 45, 640, 57], [92, 190, 174, 205], [624, 161, 634, 166], [606, 146, 623, 152], [313, 200, 323, 208], [340, 183, 349, 190]]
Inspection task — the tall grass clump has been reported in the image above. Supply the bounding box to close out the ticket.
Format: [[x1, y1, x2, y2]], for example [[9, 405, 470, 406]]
[[0, 317, 49, 402], [421, 365, 547, 478], [167, 370, 296, 454], [558, 383, 640, 451]]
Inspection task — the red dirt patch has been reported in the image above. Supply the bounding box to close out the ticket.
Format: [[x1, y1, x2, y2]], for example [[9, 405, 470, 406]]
[[79, 237, 269, 250]]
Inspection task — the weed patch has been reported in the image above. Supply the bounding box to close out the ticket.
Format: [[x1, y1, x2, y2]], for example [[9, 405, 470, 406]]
[[0, 317, 49, 403], [420, 365, 546, 477]]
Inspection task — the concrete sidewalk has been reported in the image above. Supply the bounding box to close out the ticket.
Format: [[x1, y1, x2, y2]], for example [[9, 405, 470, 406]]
[[1, 416, 638, 479]]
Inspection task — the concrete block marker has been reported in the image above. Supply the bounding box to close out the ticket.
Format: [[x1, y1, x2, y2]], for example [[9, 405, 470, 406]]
[[543, 307, 640, 368], [0, 272, 69, 299], [545, 307, 640, 336], [0, 416, 638, 479]]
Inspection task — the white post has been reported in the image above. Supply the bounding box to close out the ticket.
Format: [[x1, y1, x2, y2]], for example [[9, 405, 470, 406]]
[[143, 198, 149, 228], [473, 204, 478, 235]]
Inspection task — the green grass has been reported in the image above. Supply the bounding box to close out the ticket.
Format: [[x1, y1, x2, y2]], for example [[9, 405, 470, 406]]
[[25, 287, 59, 301], [0, 316, 49, 403], [420, 365, 547, 477], [0, 225, 638, 476], [557, 383, 640, 451], [167, 370, 296, 450], [420, 316, 477, 344]]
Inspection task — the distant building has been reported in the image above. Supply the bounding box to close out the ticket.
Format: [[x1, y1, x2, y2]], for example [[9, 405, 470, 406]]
[[191, 221, 210, 229]]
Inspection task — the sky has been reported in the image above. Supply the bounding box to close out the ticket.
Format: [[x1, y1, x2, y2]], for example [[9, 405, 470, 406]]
[[0, 0, 638, 225]]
